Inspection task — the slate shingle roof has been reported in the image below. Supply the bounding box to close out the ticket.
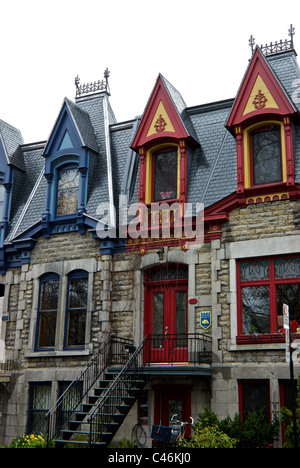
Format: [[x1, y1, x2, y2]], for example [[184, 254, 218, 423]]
[[2, 47, 300, 245]]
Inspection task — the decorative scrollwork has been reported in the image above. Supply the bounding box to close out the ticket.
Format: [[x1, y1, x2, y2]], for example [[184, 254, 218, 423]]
[[75, 68, 110, 96]]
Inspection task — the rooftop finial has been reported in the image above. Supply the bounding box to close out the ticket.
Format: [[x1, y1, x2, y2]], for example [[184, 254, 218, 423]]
[[250, 25, 296, 57], [75, 68, 111, 97], [288, 24, 295, 48], [249, 35, 256, 55]]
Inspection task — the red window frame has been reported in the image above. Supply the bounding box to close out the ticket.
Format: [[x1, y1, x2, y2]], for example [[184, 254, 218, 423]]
[[238, 380, 271, 422], [236, 255, 300, 344]]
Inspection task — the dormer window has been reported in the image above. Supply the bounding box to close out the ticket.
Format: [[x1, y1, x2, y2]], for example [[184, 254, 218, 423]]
[[153, 148, 178, 202], [56, 165, 80, 216], [251, 125, 282, 185]]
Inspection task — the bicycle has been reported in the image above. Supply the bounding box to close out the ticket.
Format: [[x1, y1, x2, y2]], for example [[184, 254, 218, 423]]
[[170, 414, 194, 445]]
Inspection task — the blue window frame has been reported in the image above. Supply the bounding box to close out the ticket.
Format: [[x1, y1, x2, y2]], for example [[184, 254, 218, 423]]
[[64, 270, 88, 349], [36, 273, 60, 350]]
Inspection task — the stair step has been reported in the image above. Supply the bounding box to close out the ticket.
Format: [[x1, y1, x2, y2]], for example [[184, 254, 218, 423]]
[[54, 438, 106, 448]]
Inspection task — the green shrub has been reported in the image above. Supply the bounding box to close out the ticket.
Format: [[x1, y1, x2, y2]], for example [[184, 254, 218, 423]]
[[178, 424, 238, 448], [194, 407, 279, 449], [280, 375, 300, 448]]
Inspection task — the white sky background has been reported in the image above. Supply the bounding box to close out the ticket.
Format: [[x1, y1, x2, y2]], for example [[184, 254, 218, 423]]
[[0, 0, 299, 143]]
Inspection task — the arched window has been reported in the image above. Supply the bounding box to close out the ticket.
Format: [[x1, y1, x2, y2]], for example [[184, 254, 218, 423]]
[[36, 273, 60, 350], [64, 270, 88, 349]]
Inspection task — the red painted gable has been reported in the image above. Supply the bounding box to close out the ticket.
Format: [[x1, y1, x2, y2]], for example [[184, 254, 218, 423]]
[[131, 74, 189, 150], [226, 47, 296, 130]]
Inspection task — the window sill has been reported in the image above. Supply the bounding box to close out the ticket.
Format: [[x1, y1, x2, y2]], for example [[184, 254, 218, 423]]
[[25, 348, 91, 358], [236, 334, 285, 344], [236, 333, 300, 345]]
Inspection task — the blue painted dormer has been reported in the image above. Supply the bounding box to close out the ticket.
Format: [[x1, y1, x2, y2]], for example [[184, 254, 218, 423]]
[[42, 98, 99, 236]]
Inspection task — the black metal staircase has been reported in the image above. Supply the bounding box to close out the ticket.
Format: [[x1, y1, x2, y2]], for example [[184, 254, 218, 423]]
[[45, 336, 147, 448], [45, 333, 212, 448]]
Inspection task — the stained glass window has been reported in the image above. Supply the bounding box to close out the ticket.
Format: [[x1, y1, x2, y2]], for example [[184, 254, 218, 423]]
[[275, 258, 300, 279], [240, 260, 269, 281], [252, 127, 282, 185]]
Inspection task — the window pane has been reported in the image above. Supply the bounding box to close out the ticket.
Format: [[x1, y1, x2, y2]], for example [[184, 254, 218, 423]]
[[69, 277, 88, 309], [176, 291, 187, 346], [148, 265, 188, 282], [241, 381, 269, 421], [240, 260, 269, 281], [40, 280, 59, 310], [66, 275, 88, 348], [67, 310, 86, 347], [153, 150, 177, 201], [276, 283, 300, 328], [275, 258, 300, 279], [58, 168, 80, 190], [242, 286, 270, 334], [57, 168, 79, 215], [252, 128, 282, 185], [29, 384, 51, 434], [153, 293, 164, 347], [38, 311, 57, 348]]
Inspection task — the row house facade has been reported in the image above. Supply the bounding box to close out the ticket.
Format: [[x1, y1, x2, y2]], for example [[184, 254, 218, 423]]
[[0, 27, 300, 447]]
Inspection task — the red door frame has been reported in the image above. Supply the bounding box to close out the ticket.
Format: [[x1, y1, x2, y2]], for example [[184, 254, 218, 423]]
[[144, 277, 188, 363], [153, 384, 192, 436]]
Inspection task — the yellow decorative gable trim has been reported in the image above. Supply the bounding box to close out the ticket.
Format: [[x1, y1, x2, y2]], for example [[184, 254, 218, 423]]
[[246, 193, 289, 204], [146, 100, 175, 137], [243, 74, 279, 116]]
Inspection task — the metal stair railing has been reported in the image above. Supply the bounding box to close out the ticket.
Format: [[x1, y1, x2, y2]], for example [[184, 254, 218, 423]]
[[88, 335, 148, 447], [45, 335, 134, 447]]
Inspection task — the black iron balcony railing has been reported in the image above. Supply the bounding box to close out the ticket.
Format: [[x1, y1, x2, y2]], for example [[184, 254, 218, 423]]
[[144, 333, 212, 365]]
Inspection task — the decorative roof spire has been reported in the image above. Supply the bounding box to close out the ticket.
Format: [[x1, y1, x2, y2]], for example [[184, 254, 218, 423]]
[[249, 35, 255, 55], [249, 25, 296, 57], [75, 68, 110, 97]]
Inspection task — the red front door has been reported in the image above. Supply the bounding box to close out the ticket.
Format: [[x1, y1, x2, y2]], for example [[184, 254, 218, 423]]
[[144, 266, 188, 363], [153, 385, 192, 437]]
